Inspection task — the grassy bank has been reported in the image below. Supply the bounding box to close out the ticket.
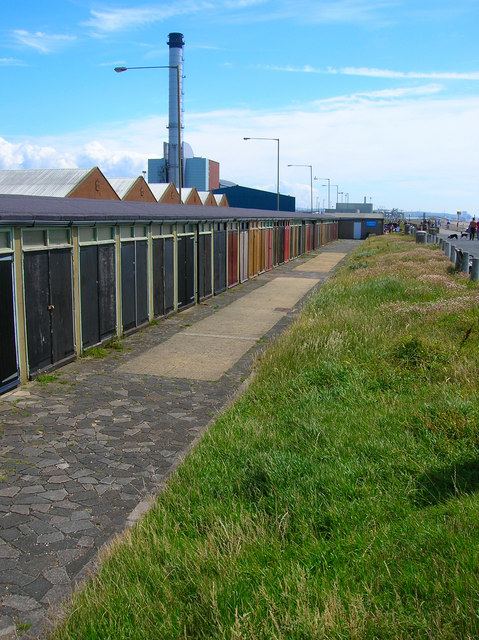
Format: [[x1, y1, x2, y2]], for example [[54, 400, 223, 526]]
[[51, 235, 479, 640]]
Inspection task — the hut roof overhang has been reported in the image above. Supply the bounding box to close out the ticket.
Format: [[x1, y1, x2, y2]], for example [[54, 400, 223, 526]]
[[0, 194, 338, 226]]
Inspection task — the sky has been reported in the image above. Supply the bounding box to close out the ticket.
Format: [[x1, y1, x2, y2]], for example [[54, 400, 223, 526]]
[[1, 0, 479, 214]]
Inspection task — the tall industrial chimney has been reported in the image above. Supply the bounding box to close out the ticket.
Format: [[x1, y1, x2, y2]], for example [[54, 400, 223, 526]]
[[167, 32, 184, 188]]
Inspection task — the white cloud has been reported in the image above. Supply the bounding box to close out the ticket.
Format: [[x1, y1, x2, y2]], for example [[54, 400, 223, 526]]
[[258, 64, 479, 81], [314, 84, 443, 106], [0, 57, 27, 66], [0, 137, 145, 176], [83, 2, 220, 33], [12, 30, 76, 53], [0, 138, 75, 169], [183, 94, 479, 212], [83, 7, 168, 32], [2, 90, 479, 213], [341, 67, 479, 80], [82, 0, 386, 34], [305, 0, 398, 25], [223, 0, 267, 6], [220, 0, 399, 26]]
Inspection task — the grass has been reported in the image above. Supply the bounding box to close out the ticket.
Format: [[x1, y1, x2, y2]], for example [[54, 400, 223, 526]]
[[50, 235, 479, 640], [35, 372, 60, 385], [81, 338, 124, 359]]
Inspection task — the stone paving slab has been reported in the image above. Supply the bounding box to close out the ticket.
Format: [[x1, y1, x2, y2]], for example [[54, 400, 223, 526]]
[[120, 276, 320, 380], [293, 251, 346, 272], [0, 240, 360, 638]]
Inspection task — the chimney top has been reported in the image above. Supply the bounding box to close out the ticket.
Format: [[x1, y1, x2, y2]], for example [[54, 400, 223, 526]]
[[168, 33, 184, 48]]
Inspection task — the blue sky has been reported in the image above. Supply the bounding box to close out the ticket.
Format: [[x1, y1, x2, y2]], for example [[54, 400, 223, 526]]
[[1, 0, 479, 213]]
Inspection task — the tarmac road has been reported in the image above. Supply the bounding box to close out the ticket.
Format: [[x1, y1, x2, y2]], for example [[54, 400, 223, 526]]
[[439, 227, 479, 256]]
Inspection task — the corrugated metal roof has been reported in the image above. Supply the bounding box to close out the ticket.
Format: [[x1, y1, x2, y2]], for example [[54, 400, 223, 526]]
[[181, 188, 194, 201], [109, 178, 137, 199], [0, 169, 93, 197], [149, 183, 173, 200]]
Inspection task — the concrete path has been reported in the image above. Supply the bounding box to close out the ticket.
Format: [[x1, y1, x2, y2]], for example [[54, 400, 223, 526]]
[[120, 276, 322, 380], [0, 240, 359, 639]]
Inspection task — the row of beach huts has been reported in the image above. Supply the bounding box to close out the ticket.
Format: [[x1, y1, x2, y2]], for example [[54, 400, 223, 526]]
[[0, 168, 340, 394]]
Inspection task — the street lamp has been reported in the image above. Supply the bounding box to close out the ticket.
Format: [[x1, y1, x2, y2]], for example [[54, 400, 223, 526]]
[[331, 184, 339, 207], [114, 64, 182, 199], [244, 137, 280, 211], [288, 164, 313, 213], [315, 177, 331, 209]]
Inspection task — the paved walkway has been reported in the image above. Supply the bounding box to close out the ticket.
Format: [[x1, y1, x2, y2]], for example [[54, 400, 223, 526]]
[[439, 226, 479, 256], [0, 240, 360, 639]]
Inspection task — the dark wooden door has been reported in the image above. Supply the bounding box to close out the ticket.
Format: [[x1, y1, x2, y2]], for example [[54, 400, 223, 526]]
[[164, 238, 175, 314], [98, 244, 116, 340], [227, 231, 238, 287], [0, 258, 18, 391], [135, 241, 148, 326], [153, 238, 165, 317], [177, 235, 195, 310], [49, 249, 74, 364], [81, 244, 116, 348], [80, 245, 100, 349], [24, 251, 51, 373], [198, 234, 212, 301], [214, 230, 227, 294], [121, 242, 136, 331], [24, 249, 74, 374]]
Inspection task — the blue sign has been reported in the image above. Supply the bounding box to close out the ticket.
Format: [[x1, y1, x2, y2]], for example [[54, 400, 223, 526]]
[[366, 221, 377, 227]]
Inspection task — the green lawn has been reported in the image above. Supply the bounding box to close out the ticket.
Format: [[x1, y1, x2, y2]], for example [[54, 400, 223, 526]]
[[51, 235, 479, 639]]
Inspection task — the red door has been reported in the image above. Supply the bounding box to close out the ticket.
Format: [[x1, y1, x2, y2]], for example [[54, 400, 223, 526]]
[[266, 228, 273, 270]]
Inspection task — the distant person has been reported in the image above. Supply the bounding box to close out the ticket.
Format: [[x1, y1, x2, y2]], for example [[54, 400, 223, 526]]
[[469, 220, 476, 240], [476, 219, 479, 238], [446, 220, 450, 229]]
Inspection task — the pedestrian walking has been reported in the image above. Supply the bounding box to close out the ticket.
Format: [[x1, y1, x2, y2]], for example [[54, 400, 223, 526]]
[[469, 220, 476, 240]]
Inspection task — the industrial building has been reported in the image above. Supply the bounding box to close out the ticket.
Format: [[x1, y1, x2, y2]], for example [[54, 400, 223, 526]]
[[145, 32, 296, 212], [213, 185, 295, 212]]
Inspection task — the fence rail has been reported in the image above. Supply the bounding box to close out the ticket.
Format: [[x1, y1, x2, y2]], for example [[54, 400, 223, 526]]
[[409, 226, 479, 281]]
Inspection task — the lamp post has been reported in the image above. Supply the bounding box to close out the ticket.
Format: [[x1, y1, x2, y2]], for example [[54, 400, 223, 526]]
[[244, 137, 280, 211], [287, 164, 313, 213], [331, 184, 339, 207], [315, 177, 331, 209], [114, 64, 182, 199]]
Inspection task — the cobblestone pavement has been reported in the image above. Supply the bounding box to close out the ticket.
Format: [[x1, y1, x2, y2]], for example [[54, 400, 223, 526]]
[[0, 240, 360, 639]]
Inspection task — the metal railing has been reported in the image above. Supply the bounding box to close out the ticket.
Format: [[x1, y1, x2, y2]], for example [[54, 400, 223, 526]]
[[409, 226, 479, 281]]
